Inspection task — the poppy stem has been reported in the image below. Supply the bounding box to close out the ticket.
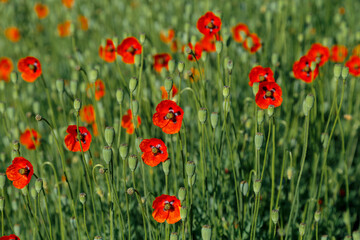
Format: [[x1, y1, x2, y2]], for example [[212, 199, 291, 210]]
[[269, 118, 276, 234], [1, 208, 3, 236], [40, 75, 58, 131], [37, 193, 51, 240], [42, 190, 53, 240], [83, 204, 91, 240], [132, 171, 148, 240]]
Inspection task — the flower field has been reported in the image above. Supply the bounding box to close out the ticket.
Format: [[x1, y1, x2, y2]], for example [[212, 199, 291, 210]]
[[0, 0, 360, 239]]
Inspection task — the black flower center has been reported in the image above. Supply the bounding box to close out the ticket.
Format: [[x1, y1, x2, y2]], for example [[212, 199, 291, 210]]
[[18, 167, 30, 176], [150, 144, 163, 156], [164, 108, 181, 123], [263, 87, 276, 101]]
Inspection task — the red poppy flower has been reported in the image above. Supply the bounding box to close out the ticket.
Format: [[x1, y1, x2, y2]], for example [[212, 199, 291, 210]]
[[62, 0, 74, 8], [6, 157, 34, 189], [248, 66, 275, 87], [345, 55, 360, 77], [139, 138, 168, 167], [58, 21, 71, 37], [293, 55, 319, 83], [160, 29, 175, 44], [154, 53, 172, 73], [78, 15, 88, 31], [94, 79, 105, 100], [199, 35, 222, 53], [0, 57, 13, 82], [255, 82, 283, 109], [185, 67, 203, 83], [116, 37, 142, 64], [0, 234, 20, 240], [307, 43, 330, 66], [99, 39, 116, 63], [152, 194, 181, 224], [243, 33, 262, 54], [352, 44, 360, 56], [80, 104, 95, 124], [121, 109, 141, 134], [185, 43, 202, 61], [197, 11, 222, 37], [64, 125, 92, 152], [34, 3, 49, 19], [17, 56, 42, 82], [330, 45, 348, 62], [170, 40, 178, 52], [20, 128, 41, 150], [5, 27, 21, 42], [153, 100, 184, 134], [92, 122, 98, 137], [232, 23, 249, 43], [160, 84, 178, 100]]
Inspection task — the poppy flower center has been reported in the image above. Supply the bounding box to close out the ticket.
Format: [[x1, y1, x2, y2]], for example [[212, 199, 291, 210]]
[[28, 63, 38, 73], [150, 144, 163, 156], [76, 131, 88, 144], [107, 45, 115, 53], [263, 87, 276, 101], [18, 167, 30, 176], [206, 20, 218, 32], [158, 57, 165, 65], [259, 74, 267, 81], [166, 112, 174, 120], [127, 46, 136, 55], [165, 107, 182, 123], [163, 202, 173, 211]]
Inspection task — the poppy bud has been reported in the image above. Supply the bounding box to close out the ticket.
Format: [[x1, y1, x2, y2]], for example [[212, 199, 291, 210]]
[[119, 143, 129, 159], [216, 41, 223, 54], [198, 108, 207, 124], [271, 209, 279, 224], [134, 55, 141, 67], [70, 80, 78, 96], [14, 224, 20, 236], [88, 69, 97, 83], [299, 223, 306, 236], [223, 86, 230, 98], [56, 79, 64, 93], [253, 179, 261, 195], [223, 100, 231, 114], [201, 52, 207, 62], [79, 193, 87, 204], [94, 236, 103, 240], [257, 109, 265, 125], [0, 153, 4, 163], [185, 46, 192, 55], [12, 149, 20, 159], [287, 167, 294, 180], [303, 100, 310, 116], [178, 61, 185, 73], [334, 64, 342, 78], [353, 231, 360, 240], [0, 196, 4, 211], [162, 159, 171, 175], [74, 98, 81, 112], [314, 210, 321, 222], [35, 178, 43, 193], [127, 187, 134, 195], [255, 133, 264, 150], [21, 186, 29, 196], [321, 235, 328, 240], [267, 105, 275, 117], [168, 60, 176, 74], [35, 114, 42, 121], [135, 137, 143, 153], [0, 173, 5, 189], [139, 33, 146, 44], [178, 187, 186, 202], [103, 146, 113, 164], [210, 112, 219, 129], [188, 174, 196, 187], [227, 60, 233, 72], [186, 161, 196, 177], [129, 77, 138, 93], [116, 88, 124, 104], [10, 72, 17, 84], [165, 77, 173, 93], [128, 154, 138, 172], [170, 232, 178, 240], [180, 206, 187, 220], [105, 127, 115, 146], [344, 236, 352, 239], [31, 187, 37, 199], [341, 66, 349, 79], [252, 82, 259, 96], [141, 197, 146, 204], [321, 133, 329, 149], [305, 94, 314, 111], [132, 100, 139, 116], [201, 225, 212, 240], [240, 180, 249, 196], [12, 140, 20, 151]]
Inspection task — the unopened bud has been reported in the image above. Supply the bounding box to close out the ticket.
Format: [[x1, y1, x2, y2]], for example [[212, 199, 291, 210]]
[[139, 33, 145, 44], [168, 60, 176, 74], [134, 55, 141, 67], [186, 161, 196, 177], [353, 231, 360, 240], [162, 159, 171, 175], [56, 79, 64, 93], [188, 174, 196, 187], [70, 80, 78, 95], [128, 154, 138, 171], [201, 225, 212, 240], [79, 193, 87, 204], [287, 167, 294, 180], [0, 196, 4, 211], [74, 98, 81, 112], [14, 224, 20, 236], [210, 112, 219, 129], [252, 82, 260, 96], [299, 223, 306, 236], [180, 206, 187, 220], [267, 105, 274, 117], [255, 133, 264, 150], [94, 236, 103, 240], [227, 60, 233, 72], [253, 179, 261, 195], [216, 41, 223, 54], [177, 62, 185, 73], [334, 64, 342, 78], [35, 178, 43, 193], [165, 77, 173, 93], [132, 100, 139, 116], [105, 127, 115, 146], [119, 144, 129, 159], [314, 210, 321, 222], [21, 187, 29, 196], [223, 86, 230, 98], [240, 180, 249, 196], [170, 232, 178, 240], [135, 137, 143, 153], [88, 69, 97, 83], [178, 187, 186, 202], [310, 62, 317, 71], [271, 209, 279, 224], [103, 146, 113, 164], [127, 187, 134, 195], [321, 235, 328, 240], [116, 89, 124, 104], [321, 133, 329, 149], [198, 108, 207, 124], [341, 66, 349, 79], [13, 140, 20, 151], [305, 94, 314, 111], [35, 114, 42, 121], [31, 188, 37, 199], [12, 149, 20, 159], [257, 109, 264, 125], [0, 173, 5, 189], [129, 77, 138, 93]]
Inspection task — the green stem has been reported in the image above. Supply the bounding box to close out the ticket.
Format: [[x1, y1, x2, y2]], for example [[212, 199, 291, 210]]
[[83, 204, 91, 240], [269, 118, 276, 234]]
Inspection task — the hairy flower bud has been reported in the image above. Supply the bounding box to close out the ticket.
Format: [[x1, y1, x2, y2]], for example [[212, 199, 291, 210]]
[[128, 154, 138, 172], [201, 225, 212, 240], [105, 127, 115, 146]]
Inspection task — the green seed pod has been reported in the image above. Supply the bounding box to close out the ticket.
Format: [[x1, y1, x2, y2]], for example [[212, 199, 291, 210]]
[[344, 236, 352, 239], [7, 107, 15, 120], [303, 100, 310, 116], [334, 64, 342, 78], [139, 33, 146, 44], [128, 154, 138, 172], [103, 146, 113, 164], [70, 216, 77, 228], [271, 209, 279, 224], [141, 197, 146, 204], [12, 149, 20, 159], [257, 109, 264, 125], [271, 53, 279, 66], [178, 187, 186, 202], [0, 196, 4, 211], [74, 98, 81, 112], [253, 179, 261, 195], [56, 79, 64, 93], [14, 224, 20, 236], [116, 89, 124, 104], [12, 140, 20, 151], [240, 180, 249, 196], [186, 161, 196, 177], [165, 77, 173, 94], [0, 173, 5, 189], [132, 100, 139, 116], [136, 137, 143, 153], [105, 127, 115, 146], [170, 232, 178, 240], [216, 41, 223, 54], [10, 72, 17, 84], [353, 231, 360, 240], [198, 108, 207, 124], [255, 133, 264, 150], [201, 225, 212, 240], [129, 77, 138, 93], [79, 193, 87, 204], [223, 86, 230, 98], [35, 178, 43, 193], [94, 236, 103, 240], [223, 57, 230, 70], [162, 159, 171, 175], [88, 69, 98, 83], [305, 94, 314, 111], [180, 206, 187, 220], [321, 235, 328, 240], [21, 186, 29, 196], [185, 46, 192, 55], [119, 143, 129, 159], [30, 187, 37, 199], [127, 187, 134, 195], [314, 210, 321, 222], [188, 174, 196, 187], [168, 60, 176, 74], [252, 82, 259, 96], [210, 112, 219, 129], [299, 223, 306, 236], [227, 60, 233, 72], [287, 167, 294, 180], [341, 66, 349, 79], [134, 54, 141, 67], [178, 62, 185, 73], [70, 80, 78, 96], [267, 105, 275, 117]]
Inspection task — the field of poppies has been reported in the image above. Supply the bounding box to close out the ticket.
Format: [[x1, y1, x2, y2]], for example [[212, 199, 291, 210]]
[[1, 0, 360, 239]]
